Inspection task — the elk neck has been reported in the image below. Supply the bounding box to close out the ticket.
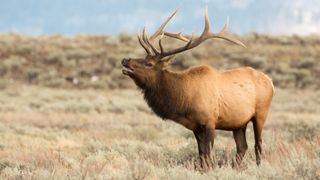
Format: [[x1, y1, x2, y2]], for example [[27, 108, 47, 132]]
[[142, 69, 185, 120]]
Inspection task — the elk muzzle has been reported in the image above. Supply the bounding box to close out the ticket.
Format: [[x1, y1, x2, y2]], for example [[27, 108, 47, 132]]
[[121, 58, 134, 76]]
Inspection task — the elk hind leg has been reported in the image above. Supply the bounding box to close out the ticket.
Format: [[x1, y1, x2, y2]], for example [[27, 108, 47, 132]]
[[252, 112, 268, 166]]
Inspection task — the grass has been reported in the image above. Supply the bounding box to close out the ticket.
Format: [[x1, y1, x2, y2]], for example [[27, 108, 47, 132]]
[[0, 84, 319, 179]]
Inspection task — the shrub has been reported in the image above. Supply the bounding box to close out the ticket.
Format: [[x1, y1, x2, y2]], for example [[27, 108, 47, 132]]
[[0, 33, 319, 89]]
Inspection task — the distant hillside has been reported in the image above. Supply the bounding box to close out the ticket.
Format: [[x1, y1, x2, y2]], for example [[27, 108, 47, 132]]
[[0, 33, 319, 89]]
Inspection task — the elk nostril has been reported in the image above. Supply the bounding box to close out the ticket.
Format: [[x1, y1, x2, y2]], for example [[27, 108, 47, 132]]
[[121, 58, 127, 66]]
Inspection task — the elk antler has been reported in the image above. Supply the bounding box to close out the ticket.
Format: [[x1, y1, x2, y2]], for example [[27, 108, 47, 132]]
[[138, 7, 246, 59]]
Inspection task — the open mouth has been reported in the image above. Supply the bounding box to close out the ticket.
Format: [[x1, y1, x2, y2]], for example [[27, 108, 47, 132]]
[[122, 65, 134, 75]]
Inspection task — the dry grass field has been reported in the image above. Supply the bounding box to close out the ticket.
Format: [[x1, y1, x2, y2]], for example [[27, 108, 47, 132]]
[[0, 33, 319, 179]]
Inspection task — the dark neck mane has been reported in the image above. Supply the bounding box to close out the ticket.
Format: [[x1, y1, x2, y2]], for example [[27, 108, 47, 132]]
[[142, 70, 183, 120]]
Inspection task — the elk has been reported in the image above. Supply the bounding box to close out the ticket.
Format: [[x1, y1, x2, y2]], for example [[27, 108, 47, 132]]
[[121, 8, 274, 170]]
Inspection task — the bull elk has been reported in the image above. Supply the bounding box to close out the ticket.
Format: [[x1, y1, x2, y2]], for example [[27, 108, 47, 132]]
[[121, 7, 274, 170]]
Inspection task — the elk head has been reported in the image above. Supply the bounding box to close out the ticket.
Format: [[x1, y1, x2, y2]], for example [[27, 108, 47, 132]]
[[122, 7, 246, 89]]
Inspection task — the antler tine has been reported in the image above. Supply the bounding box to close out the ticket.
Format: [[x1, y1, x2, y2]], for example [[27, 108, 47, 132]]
[[188, 32, 195, 46], [159, 33, 164, 54], [220, 16, 229, 34], [142, 26, 161, 55], [203, 6, 211, 34], [163, 32, 189, 42], [137, 33, 152, 55], [150, 9, 179, 40]]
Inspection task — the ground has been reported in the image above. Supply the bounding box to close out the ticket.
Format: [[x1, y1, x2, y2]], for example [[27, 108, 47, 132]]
[[0, 84, 319, 179]]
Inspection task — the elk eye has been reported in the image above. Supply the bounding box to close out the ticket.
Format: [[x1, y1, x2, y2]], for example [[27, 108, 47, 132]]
[[145, 62, 153, 67]]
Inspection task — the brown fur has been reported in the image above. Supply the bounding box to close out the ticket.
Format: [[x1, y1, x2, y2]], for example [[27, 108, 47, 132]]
[[122, 57, 274, 170]]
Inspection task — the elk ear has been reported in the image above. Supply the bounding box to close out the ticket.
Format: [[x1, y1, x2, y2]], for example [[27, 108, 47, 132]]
[[160, 56, 176, 69]]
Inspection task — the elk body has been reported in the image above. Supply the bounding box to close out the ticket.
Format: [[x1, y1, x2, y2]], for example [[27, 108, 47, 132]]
[[122, 8, 274, 170]]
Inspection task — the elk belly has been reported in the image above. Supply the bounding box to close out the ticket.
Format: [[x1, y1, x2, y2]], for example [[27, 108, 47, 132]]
[[174, 116, 198, 130], [216, 82, 256, 130]]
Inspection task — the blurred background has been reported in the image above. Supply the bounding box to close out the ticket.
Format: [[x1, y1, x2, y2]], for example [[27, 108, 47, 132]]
[[0, 0, 319, 179]]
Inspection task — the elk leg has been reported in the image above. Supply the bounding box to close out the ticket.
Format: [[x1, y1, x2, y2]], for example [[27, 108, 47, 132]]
[[193, 126, 215, 171], [252, 113, 267, 166], [232, 125, 248, 167]]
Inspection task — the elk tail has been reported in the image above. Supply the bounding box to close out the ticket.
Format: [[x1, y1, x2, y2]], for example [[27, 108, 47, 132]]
[[263, 73, 275, 97]]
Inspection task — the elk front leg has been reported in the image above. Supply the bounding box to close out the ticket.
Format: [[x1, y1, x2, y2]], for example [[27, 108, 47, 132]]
[[193, 126, 215, 171]]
